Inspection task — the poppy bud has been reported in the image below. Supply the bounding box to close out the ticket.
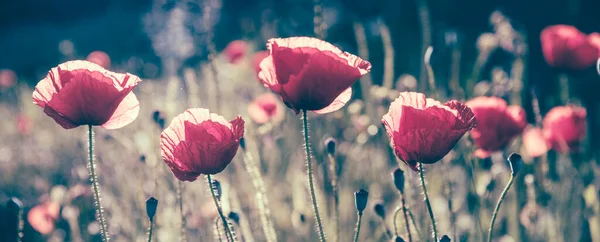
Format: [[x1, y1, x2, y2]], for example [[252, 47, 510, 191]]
[[439, 235, 451, 242], [146, 197, 158, 221], [392, 168, 405, 193], [354, 189, 369, 213], [240, 137, 246, 150], [508, 153, 522, 176], [6, 197, 23, 212], [373, 203, 386, 218], [152, 110, 166, 130], [395, 236, 406, 242], [211, 179, 222, 201], [228, 212, 240, 224], [324, 137, 336, 155]]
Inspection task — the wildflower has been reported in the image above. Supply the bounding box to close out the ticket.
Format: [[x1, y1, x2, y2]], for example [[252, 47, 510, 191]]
[[160, 108, 244, 181], [0, 69, 17, 88], [223, 40, 248, 64], [32, 60, 142, 129], [86, 51, 111, 69], [247, 92, 285, 124], [27, 201, 60, 235], [522, 126, 549, 158], [542, 105, 587, 153], [258, 37, 371, 114], [466, 96, 527, 158], [382, 92, 476, 171], [540, 25, 598, 70]]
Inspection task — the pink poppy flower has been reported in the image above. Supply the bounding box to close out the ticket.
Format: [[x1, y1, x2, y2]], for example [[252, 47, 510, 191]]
[[248, 92, 285, 124], [382, 92, 477, 171], [160, 108, 244, 181], [466, 96, 527, 158], [27, 201, 60, 235], [540, 25, 598, 70], [223, 40, 248, 64], [543, 105, 587, 153], [0, 69, 17, 88], [16, 114, 33, 135], [258, 37, 371, 114], [32, 60, 142, 129], [522, 126, 549, 158], [86, 51, 111, 69], [251, 51, 269, 78]]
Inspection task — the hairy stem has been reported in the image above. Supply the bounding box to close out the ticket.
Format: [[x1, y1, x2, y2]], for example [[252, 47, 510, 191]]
[[302, 110, 327, 242], [328, 154, 340, 242], [354, 212, 363, 242], [88, 125, 109, 241], [177, 181, 186, 242], [419, 162, 438, 240], [147, 220, 154, 242], [401, 193, 413, 242], [487, 175, 515, 242], [208, 175, 236, 242]]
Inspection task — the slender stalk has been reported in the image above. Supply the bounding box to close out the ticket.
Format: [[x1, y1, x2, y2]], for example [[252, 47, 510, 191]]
[[418, 162, 438, 240], [393, 206, 401, 236], [400, 194, 413, 242], [487, 175, 515, 242], [208, 175, 236, 242], [353, 212, 363, 242], [147, 220, 154, 242], [328, 154, 340, 242], [407, 209, 422, 239], [241, 147, 277, 242], [379, 217, 394, 240], [177, 181, 186, 242], [302, 110, 327, 242], [214, 217, 224, 242], [379, 20, 395, 89], [87, 125, 109, 241]]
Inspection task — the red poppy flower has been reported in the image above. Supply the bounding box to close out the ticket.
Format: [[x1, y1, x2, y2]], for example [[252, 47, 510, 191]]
[[540, 25, 598, 70], [258, 37, 371, 114], [160, 108, 244, 181], [27, 201, 60, 235], [465, 96, 527, 158], [86, 51, 111, 69], [251, 51, 269, 78], [223, 40, 248, 64], [248, 92, 285, 124], [32, 60, 142, 129], [522, 126, 549, 158], [542, 105, 587, 153], [0, 69, 17, 88], [16, 114, 33, 135], [382, 92, 476, 171]]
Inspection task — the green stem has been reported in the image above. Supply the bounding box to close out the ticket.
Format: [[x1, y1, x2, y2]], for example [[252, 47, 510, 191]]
[[353, 212, 363, 242], [208, 175, 236, 242], [177, 181, 186, 242], [407, 209, 422, 239], [401, 194, 413, 242], [87, 125, 109, 241], [328, 154, 340, 242], [393, 206, 401, 236], [214, 218, 224, 242], [418, 162, 438, 240], [147, 220, 154, 242], [241, 147, 277, 242], [487, 175, 515, 242], [302, 110, 327, 242]]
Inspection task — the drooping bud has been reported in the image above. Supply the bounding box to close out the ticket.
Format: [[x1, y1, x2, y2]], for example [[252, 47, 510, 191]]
[[324, 137, 336, 155], [228, 212, 240, 224], [373, 203, 386, 218], [146, 197, 158, 221], [151, 110, 166, 130], [6, 197, 23, 212], [354, 189, 369, 213], [439, 235, 451, 242], [508, 153, 522, 176], [392, 168, 405, 193], [395, 236, 406, 242]]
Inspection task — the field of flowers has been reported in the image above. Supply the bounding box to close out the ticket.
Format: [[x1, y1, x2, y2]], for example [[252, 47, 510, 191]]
[[1, 1, 600, 242]]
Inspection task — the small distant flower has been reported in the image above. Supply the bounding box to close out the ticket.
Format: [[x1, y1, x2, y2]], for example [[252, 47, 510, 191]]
[[160, 108, 244, 181], [382, 92, 476, 171], [522, 126, 549, 158], [466, 96, 527, 158], [27, 201, 60, 235], [16, 114, 33, 135], [258, 37, 371, 114], [0, 69, 17, 88], [247, 92, 285, 124], [540, 25, 598, 70], [86, 51, 111, 69], [251, 51, 269, 77], [223, 40, 248, 64], [543, 105, 587, 153], [32, 60, 142, 129]]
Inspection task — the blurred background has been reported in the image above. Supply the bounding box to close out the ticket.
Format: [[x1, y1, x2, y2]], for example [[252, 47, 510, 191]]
[[2, 0, 600, 241]]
